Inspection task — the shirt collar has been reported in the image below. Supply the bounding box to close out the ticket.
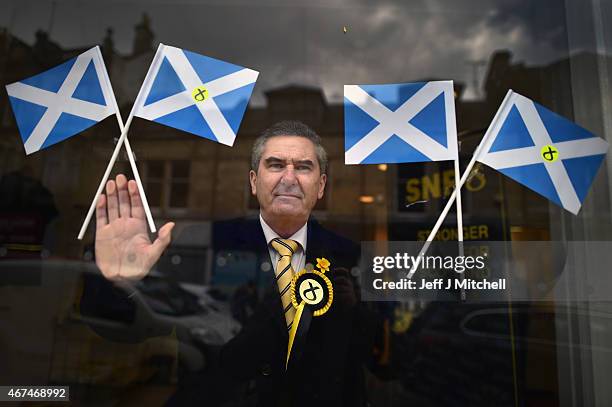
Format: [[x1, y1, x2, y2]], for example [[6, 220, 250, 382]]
[[259, 214, 307, 252]]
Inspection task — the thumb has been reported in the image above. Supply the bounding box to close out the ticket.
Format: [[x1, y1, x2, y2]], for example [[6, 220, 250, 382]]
[[149, 222, 175, 259]]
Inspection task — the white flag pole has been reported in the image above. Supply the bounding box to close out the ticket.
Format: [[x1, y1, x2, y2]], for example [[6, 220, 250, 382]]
[[123, 137, 155, 230], [100, 48, 157, 234], [78, 44, 165, 239], [447, 82, 466, 297], [453, 156, 466, 299], [77, 115, 139, 239], [407, 89, 515, 278], [454, 160, 464, 243]]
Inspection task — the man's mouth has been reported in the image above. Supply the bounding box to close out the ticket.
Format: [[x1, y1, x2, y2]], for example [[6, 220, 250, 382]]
[[274, 193, 302, 199]]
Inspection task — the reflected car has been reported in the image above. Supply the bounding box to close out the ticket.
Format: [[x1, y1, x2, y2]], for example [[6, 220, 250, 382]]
[[80, 268, 241, 373], [0, 258, 240, 381]]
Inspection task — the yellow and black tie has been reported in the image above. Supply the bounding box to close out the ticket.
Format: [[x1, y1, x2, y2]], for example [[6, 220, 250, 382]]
[[270, 238, 299, 331]]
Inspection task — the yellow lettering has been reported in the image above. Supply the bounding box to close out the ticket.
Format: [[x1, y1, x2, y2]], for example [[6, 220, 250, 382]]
[[422, 173, 441, 200], [468, 225, 477, 239], [479, 225, 488, 239], [466, 172, 486, 192], [406, 179, 421, 203], [418, 225, 491, 242], [442, 169, 455, 198]]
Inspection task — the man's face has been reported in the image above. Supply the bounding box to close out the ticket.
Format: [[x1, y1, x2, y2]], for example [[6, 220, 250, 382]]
[[250, 135, 326, 223]]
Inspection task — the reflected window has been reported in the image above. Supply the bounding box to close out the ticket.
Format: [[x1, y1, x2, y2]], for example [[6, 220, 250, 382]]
[[143, 160, 191, 212], [170, 160, 190, 208], [144, 160, 164, 208]]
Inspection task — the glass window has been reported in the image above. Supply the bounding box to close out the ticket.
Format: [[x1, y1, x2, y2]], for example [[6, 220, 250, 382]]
[[169, 160, 190, 209], [144, 160, 191, 211], [144, 160, 164, 208], [1, 0, 611, 405]]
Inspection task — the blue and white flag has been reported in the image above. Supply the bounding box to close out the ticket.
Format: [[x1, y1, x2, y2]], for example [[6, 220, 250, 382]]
[[132, 44, 259, 146], [5, 46, 117, 155], [477, 90, 609, 215], [344, 81, 458, 164]]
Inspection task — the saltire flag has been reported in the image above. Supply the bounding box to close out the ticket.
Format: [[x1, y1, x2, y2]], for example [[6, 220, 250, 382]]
[[477, 90, 609, 215], [132, 44, 259, 146], [5, 46, 117, 155], [344, 80, 458, 164]]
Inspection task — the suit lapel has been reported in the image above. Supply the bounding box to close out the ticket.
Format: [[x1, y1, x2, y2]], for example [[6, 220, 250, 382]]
[[251, 221, 290, 340], [251, 222, 289, 340], [216, 217, 289, 340], [305, 219, 332, 268], [228, 218, 344, 344]]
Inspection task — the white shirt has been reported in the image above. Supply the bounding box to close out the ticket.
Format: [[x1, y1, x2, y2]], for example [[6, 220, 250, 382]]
[[259, 214, 307, 275]]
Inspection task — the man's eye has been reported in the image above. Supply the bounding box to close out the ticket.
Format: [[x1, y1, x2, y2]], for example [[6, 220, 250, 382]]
[[270, 163, 283, 169], [296, 166, 312, 171]]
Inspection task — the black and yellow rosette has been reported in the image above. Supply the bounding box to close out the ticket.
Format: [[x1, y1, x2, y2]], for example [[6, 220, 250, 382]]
[[286, 257, 334, 369]]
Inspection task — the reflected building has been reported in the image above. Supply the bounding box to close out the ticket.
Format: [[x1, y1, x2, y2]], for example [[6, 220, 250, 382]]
[[0, 15, 610, 282], [0, 6, 611, 406]]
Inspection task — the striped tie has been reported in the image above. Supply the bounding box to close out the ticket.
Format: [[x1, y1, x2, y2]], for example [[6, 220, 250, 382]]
[[271, 238, 299, 331]]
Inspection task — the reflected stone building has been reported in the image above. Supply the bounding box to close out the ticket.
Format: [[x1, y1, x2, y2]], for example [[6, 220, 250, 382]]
[[1, 15, 610, 275]]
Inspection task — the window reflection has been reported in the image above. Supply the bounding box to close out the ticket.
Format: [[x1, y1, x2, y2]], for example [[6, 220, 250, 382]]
[[0, 0, 611, 405]]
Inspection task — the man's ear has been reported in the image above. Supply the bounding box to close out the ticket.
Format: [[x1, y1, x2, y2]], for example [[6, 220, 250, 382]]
[[249, 170, 257, 195], [317, 173, 327, 199]]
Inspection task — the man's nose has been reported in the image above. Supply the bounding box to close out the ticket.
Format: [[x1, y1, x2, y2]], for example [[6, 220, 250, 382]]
[[280, 166, 298, 184]]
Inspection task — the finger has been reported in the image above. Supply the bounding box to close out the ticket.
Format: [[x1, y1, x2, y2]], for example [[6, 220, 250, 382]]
[[116, 174, 130, 218], [128, 180, 145, 220], [106, 180, 119, 222], [95, 194, 108, 228], [148, 222, 175, 260]]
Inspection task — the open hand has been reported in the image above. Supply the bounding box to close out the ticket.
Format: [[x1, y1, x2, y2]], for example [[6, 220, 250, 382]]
[[95, 174, 174, 282]]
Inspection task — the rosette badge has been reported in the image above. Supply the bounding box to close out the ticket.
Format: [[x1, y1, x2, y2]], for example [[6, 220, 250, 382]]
[[291, 257, 334, 317], [286, 257, 335, 369]]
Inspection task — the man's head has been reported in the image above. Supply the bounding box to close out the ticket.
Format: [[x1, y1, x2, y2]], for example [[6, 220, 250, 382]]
[[249, 121, 327, 235]]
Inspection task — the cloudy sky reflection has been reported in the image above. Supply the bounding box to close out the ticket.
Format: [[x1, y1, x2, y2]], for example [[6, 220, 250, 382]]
[[1, 0, 573, 104]]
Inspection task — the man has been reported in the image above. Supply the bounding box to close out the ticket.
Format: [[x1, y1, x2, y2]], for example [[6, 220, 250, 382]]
[[92, 121, 383, 406]]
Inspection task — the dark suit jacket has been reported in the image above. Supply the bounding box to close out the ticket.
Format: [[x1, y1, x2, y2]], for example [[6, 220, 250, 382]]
[[82, 217, 383, 407], [208, 217, 382, 407]]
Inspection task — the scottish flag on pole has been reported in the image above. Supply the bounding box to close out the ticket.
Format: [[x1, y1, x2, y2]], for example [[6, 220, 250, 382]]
[[132, 44, 259, 146], [344, 81, 458, 164], [477, 90, 609, 215], [5, 46, 117, 155]]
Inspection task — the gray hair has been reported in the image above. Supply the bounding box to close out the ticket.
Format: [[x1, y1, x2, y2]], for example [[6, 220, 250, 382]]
[[250, 120, 328, 175]]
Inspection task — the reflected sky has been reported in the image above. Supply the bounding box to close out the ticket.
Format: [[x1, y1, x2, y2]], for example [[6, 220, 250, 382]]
[[1, 0, 575, 104]]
